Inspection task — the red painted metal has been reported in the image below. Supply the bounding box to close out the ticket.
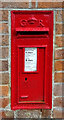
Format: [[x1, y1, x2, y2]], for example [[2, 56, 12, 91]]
[[11, 11, 53, 110]]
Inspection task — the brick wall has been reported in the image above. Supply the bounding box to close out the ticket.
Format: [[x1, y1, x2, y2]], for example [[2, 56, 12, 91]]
[[0, 0, 64, 119]]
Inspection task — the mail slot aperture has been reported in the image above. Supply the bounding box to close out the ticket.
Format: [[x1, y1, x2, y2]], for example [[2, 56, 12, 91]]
[[11, 11, 53, 110]]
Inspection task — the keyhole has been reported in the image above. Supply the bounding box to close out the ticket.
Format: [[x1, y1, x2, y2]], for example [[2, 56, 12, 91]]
[[25, 78, 27, 81]]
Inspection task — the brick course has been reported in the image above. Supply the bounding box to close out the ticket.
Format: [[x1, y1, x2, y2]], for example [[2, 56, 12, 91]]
[[55, 36, 64, 47], [55, 10, 64, 22], [0, 35, 9, 46], [0, 23, 8, 34], [55, 49, 64, 59], [54, 60, 64, 71], [54, 84, 62, 96], [54, 72, 64, 82], [0, 110, 14, 118], [0, 98, 9, 108], [0, 60, 8, 71], [42, 109, 51, 118], [54, 97, 64, 107], [0, 73, 9, 84], [53, 108, 64, 118], [0, 10, 8, 21], [0, 47, 9, 59], [0, 85, 9, 96], [55, 24, 64, 34], [38, 2, 63, 8], [1, 2, 29, 8]]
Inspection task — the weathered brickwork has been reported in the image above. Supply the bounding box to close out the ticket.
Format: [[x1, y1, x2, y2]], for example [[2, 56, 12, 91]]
[[55, 10, 64, 22], [0, 0, 64, 119], [0, 110, 14, 119], [1, 2, 29, 8], [55, 36, 64, 47], [55, 49, 64, 59], [0, 73, 9, 84], [0, 10, 8, 21], [54, 72, 64, 82], [0, 97, 9, 108]]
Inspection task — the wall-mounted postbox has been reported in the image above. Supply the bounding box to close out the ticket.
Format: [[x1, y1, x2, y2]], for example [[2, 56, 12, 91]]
[[11, 11, 53, 110]]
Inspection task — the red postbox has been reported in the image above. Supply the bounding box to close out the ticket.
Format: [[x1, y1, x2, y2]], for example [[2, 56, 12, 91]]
[[11, 11, 53, 110]]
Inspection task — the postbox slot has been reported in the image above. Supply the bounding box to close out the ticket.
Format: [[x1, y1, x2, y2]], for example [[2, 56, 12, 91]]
[[16, 31, 49, 35]]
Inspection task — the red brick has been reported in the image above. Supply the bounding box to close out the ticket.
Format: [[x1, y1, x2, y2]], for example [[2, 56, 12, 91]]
[[55, 10, 64, 22], [0, 1, 2, 7], [0, 111, 5, 119], [38, 2, 63, 8], [54, 84, 62, 96], [0, 23, 8, 34], [0, 10, 8, 21], [0, 60, 8, 71], [55, 49, 64, 59], [0, 47, 9, 59], [42, 109, 51, 118], [56, 24, 64, 34], [1, 110, 14, 118], [31, 0, 36, 8], [55, 36, 64, 47], [0, 110, 14, 118], [53, 108, 64, 118], [0, 85, 9, 97], [54, 72, 64, 82], [54, 60, 64, 71], [0, 98, 9, 108], [0, 73, 9, 84], [54, 97, 64, 107], [0, 35, 9, 46], [2, 2, 29, 8]]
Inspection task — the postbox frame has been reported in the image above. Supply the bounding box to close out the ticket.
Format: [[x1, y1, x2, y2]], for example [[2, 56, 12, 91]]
[[11, 10, 53, 110]]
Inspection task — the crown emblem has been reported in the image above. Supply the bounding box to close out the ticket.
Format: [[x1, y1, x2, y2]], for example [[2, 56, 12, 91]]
[[28, 16, 37, 24]]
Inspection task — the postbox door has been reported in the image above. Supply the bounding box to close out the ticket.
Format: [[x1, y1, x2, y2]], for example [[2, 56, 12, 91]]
[[18, 47, 45, 102], [11, 11, 53, 109]]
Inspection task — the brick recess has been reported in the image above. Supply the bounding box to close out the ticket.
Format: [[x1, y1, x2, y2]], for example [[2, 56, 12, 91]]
[[54, 60, 64, 71], [0, 10, 8, 21], [0, 98, 9, 108], [55, 49, 64, 59], [54, 72, 64, 82], [55, 36, 64, 47], [0, 35, 9, 46], [0, 85, 9, 96]]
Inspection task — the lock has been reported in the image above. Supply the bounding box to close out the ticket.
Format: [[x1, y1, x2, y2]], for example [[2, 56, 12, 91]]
[[25, 78, 27, 81], [11, 10, 53, 110]]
